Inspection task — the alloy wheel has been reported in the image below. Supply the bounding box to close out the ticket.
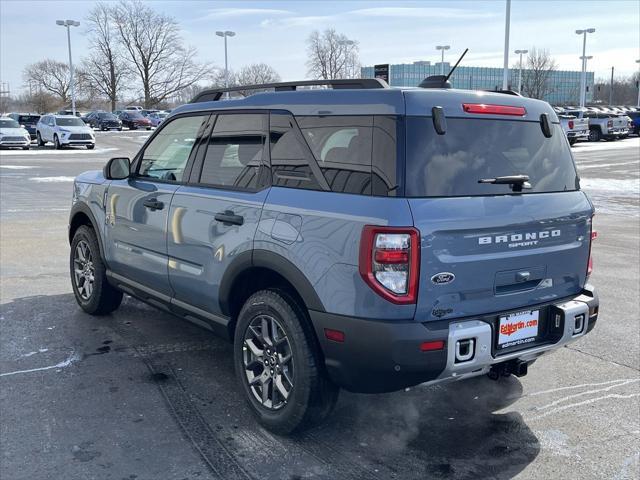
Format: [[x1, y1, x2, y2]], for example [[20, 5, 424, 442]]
[[73, 240, 95, 300], [242, 314, 294, 410]]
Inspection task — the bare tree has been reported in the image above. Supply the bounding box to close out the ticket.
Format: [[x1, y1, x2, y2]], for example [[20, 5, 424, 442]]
[[593, 73, 639, 105], [23, 60, 75, 103], [234, 63, 281, 96], [81, 3, 129, 111], [111, 0, 213, 108], [306, 29, 360, 80], [520, 48, 557, 100]]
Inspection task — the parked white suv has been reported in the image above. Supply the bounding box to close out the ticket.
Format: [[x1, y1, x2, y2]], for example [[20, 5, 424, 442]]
[[36, 115, 95, 149], [0, 117, 31, 150]]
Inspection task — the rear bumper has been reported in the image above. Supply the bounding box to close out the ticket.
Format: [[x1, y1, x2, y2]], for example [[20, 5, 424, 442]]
[[567, 130, 588, 139], [310, 285, 598, 393]]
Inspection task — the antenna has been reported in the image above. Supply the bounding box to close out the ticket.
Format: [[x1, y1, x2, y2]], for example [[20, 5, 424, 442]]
[[444, 48, 469, 83]]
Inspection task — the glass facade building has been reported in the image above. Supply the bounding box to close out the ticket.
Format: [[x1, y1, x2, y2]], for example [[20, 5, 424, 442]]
[[361, 62, 594, 105]]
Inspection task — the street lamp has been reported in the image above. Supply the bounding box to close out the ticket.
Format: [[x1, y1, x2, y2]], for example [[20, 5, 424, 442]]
[[514, 49, 528, 94], [215, 30, 236, 99], [436, 45, 450, 75], [56, 19, 80, 115], [576, 28, 595, 108], [580, 55, 593, 105], [636, 59, 640, 107], [502, 0, 511, 89], [338, 40, 356, 78]]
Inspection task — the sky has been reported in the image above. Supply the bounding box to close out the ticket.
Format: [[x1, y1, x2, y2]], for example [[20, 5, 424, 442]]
[[1, 0, 639, 96]]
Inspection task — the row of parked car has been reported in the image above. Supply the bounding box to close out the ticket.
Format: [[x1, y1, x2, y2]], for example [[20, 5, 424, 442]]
[[553, 104, 640, 145], [0, 106, 171, 149]]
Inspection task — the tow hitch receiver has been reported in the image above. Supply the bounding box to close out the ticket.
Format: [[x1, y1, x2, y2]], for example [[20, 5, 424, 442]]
[[488, 360, 529, 380]]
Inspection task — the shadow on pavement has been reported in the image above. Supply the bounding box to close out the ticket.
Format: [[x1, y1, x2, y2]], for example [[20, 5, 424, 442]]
[[1, 293, 540, 480]]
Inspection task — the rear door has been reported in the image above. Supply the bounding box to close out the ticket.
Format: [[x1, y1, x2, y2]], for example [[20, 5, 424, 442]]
[[104, 113, 209, 296], [404, 113, 593, 325], [167, 112, 270, 316]]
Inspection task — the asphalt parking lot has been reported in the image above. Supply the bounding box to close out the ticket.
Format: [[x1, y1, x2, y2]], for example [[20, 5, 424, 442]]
[[1, 132, 638, 480]]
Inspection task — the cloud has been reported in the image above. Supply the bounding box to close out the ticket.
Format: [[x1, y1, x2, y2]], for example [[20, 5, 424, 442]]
[[260, 15, 336, 28], [201, 7, 292, 19], [350, 7, 497, 19]]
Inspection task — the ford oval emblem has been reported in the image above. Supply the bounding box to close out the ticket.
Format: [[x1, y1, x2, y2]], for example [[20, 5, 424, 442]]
[[431, 272, 455, 285]]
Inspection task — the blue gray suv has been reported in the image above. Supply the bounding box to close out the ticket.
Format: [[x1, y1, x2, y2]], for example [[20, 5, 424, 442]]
[[68, 78, 599, 434]]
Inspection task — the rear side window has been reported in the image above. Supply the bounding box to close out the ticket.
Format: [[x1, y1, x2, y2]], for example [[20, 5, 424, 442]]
[[270, 112, 324, 191], [270, 114, 398, 196], [297, 116, 373, 195], [405, 118, 578, 197], [199, 113, 267, 190]]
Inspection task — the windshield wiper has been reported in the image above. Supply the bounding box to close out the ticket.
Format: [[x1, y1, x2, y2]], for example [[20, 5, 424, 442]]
[[478, 174, 532, 192]]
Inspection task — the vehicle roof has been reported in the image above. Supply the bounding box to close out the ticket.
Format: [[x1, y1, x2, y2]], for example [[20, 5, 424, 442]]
[[173, 87, 556, 120]]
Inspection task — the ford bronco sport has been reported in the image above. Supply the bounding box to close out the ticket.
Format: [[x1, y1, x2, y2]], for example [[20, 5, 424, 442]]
[[69, 78, 599, 434]]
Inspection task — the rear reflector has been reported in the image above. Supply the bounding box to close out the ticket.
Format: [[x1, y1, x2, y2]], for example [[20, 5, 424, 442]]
[[587, 230, 598, 277], [420, 340, 445, 352], [324, 328, 345, 343], [462, 103, 527, 116]]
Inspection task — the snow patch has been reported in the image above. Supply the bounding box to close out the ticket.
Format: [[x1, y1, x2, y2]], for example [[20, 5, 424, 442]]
[[0, 165, 36, 169], [29, 176, 75, 183]]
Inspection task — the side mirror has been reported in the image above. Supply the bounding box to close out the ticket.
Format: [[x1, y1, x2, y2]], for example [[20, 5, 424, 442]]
[[104, 157, 131, 180]]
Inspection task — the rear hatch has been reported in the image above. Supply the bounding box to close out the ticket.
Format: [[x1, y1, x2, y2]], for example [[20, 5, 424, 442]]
[[403, 94, 593, 324]]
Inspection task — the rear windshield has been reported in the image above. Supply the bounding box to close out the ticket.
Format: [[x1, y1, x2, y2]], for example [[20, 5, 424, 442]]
[[405, 117, 578, 197], [57, 117, 85, 127], [97, 113, 118, 120], [19, 115, 40, 124]]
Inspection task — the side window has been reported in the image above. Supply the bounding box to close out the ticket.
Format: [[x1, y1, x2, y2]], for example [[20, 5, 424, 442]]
[[270, 113, 323, 191], [199, 113, 266, 190], [137, 115, 206, 182], [296, 116, 373, 195]]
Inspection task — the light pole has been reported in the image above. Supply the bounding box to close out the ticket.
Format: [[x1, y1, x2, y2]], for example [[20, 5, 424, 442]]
[[436, 45, 450, 75], [502, 0, 511, 90], [338, 39, 356, 78], [216, 30, 236, 99], [636, 59, 640, 107], [580, 55, 593, 105], [56, 19, 80, 115], [514, 49, 528, 94], [576, 28, 595, 108]]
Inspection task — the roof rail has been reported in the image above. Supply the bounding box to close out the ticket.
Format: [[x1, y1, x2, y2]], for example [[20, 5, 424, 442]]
[[190, 78, 389, 103]]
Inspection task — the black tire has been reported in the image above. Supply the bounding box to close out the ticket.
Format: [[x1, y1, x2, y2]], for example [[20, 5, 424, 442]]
[[70, 225, 123, 315], [118, 127, 123, 131], [54, 134, 62, 149], [234, 289, 338, 434], [568, 138, 577, 146], [22, 146, 30, 150], [588, 128, 601, 142], [36, 131, 45, 147], [86, 144, 95, 150]]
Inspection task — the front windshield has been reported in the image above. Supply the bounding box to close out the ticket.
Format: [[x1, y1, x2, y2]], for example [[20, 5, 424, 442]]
[[0, 118, 21, 129], [57, 117, 86, 127], [98, 113, 118, 120]]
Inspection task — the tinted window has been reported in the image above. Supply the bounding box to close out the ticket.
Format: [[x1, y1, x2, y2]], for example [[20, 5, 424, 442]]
[[138, 115, 206, 182], [270, 113, 324, 191], [372, 116, 398, 196], [199, 113, 266, 190], [0, 118, 20, 128], [18, 115, 40, 124], [297, 116, 372, 195], [405, 118, 578, 197], [56, 117, 85, 127]]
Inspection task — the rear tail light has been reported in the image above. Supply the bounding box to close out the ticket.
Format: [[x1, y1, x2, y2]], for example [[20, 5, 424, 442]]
[[359, 226, 420, 304], [568, 120, 574, 129], [587, 228, 597, 278], [462, 103, 527, 116], [607, 120, 613, 128]]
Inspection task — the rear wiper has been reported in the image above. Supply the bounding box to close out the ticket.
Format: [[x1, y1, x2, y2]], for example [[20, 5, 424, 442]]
[[478, 174, 532, 192]]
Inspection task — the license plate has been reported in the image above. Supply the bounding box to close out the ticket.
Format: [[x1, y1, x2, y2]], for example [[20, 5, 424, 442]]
[[498, 310, 539, 349]]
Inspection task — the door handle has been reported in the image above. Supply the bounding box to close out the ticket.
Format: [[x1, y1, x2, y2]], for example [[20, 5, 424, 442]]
[[214, 210, 244, 226], [143, 198, 164, 210]]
